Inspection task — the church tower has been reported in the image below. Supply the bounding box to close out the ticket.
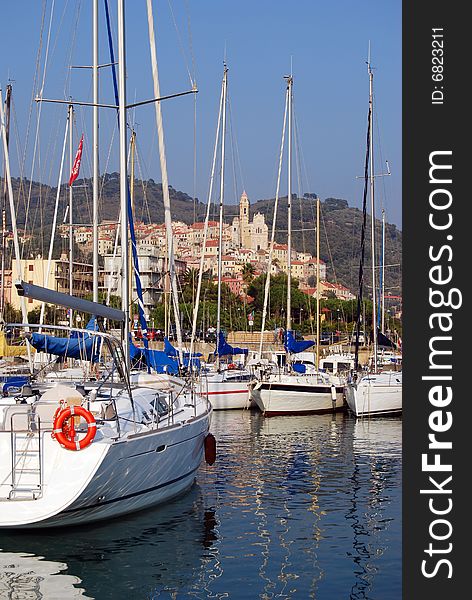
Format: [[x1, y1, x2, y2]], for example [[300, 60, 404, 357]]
[[239, 191, 250, 248]]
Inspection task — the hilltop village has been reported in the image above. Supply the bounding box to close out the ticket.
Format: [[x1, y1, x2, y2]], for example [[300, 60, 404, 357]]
[[6, 191, 354, 314]]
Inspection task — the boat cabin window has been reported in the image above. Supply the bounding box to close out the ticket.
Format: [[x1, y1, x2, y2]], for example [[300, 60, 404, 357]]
[[276, 354, 286, 368], [338, 362, 352, 372], [323, 362, 334, 372]]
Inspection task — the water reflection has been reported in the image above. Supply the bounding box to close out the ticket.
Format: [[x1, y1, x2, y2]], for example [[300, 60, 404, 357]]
[[0, 486, 216, 599], [347, 417, 402, 599], [0, 412, 401, 599]]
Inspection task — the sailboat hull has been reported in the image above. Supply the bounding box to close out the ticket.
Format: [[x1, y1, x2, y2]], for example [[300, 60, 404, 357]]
[[251, 376, 344, 416], [198, 371, 251, 410], [0, 406, 211, 529], [345, 372, 402, 417]]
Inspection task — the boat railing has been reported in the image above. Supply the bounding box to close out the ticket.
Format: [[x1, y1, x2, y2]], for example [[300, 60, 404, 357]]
[[0, 405, 43, 500]]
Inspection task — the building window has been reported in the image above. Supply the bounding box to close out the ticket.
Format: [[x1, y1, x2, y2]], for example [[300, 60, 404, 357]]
[[29, 264, 34, 271]]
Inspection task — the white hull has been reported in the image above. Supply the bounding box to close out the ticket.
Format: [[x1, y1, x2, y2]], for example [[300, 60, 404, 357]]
[[198, 371, 251, 410], [0, 387, 211, 529], [345, 371, 402, 416], [251, 374, 344, 416]]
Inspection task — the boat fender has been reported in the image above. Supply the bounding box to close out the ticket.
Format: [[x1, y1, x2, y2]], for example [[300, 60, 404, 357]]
[[204, 433, 216, 465], [331, 384, 337, 402], [53, 404, 97, 451]]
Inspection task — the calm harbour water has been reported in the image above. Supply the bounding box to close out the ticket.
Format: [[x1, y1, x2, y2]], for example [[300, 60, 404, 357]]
[[0, 410, 401, 599]]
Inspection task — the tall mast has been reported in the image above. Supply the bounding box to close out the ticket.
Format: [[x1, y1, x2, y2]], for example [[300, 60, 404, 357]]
[[216, 64, 228, 370], [258, 85, 289, 357], [0, 84, 12, 321], [286, 75, 293, 334], [368, 59, 378, 372], [316, 196, 320, 368], [190, 69, 225, 360], [118, 0, 130, 371], [381, 208, 385, 334], [146, 0, 184, 364], [92, 0, 99, 303], [68, 103, 74, 328], [129, 130, 136, 311], [0, 87, 33, 371]]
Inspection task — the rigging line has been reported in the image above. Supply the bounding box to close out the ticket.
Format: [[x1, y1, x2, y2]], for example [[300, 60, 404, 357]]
[[98, 122, 118, 206], [134, 141, 153, 225], [373, 100, 394, 247], [354, 103, 371, 371], [192, 84, 197, 224], [58, 0, 80, 99], [258, 84, 289, 357], [292, 106, 313, 329], [23, 109, 60, 262], [191, 79, 198, 310], [23, 0, 56, 260], [184, 0, 197, 87], [227, 94, 245, 196], [18, 0, 46, 207], [17, 0, 47, 244], [147, 0, 184, 361], [167, 0, 195, 88], [319, 203, 349, 324], [39, 115, 69, 328], [227, 96, 240, 207], [189, 65, 224, 360], [292, 107, 306, 253]]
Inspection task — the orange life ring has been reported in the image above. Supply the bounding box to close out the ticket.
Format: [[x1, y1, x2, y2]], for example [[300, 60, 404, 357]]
[[53, 405, 97, 451]]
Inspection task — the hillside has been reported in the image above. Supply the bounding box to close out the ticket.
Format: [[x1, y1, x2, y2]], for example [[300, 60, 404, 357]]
[[3, 175, 402, 294]]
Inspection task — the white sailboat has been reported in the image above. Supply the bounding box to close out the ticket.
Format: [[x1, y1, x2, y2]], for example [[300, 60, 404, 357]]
[[345, 57, 402, 417], [0, 0, 212, 529], [251, 75, 344, 416], [194, 64, 251, 410]]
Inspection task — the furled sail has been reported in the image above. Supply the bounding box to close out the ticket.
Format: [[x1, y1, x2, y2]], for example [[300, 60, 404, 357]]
[[27, 317, 100, 362], [284, 330, 315, 354], [215, 331, 248, 356]]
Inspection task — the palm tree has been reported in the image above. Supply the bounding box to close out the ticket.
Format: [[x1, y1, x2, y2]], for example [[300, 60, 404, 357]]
[[242, 262, 256, 284]]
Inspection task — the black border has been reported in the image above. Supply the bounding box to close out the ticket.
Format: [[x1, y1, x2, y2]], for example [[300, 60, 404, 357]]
[[403, 2, 467, 596]]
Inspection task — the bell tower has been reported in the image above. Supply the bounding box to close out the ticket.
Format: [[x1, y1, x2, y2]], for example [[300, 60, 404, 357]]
[[239, 191, 250, 247]]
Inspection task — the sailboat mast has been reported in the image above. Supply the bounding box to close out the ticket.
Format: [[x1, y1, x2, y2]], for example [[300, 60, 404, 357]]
[[92, 0, 99, 303], [68, 103, 74, 328], [381, 208, 385, 334], [0, 84, 11, 320], [146, 0, 184, 363], [0, 87, 33, 371], [129, 130, 136, 312], [258, 86, 289, 357], [316, 197, 320, 368], [286, 75, 293, 334], [368, 60, 378, 372], [216, 64, 228, 370], [118, 0, 130, 371]]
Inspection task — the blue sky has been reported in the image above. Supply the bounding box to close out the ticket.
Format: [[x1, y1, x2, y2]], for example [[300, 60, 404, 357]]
[[1, 1, 401, 227]]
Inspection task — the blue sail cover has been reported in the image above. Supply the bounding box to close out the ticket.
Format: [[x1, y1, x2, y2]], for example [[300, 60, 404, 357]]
[[163, 337, 202, 370], [164, 337, 178, 357], [216, 331, 248, 356], [29, 317, 101, 362], [284, 330, 315, 354], [130, 341, 179, 374]]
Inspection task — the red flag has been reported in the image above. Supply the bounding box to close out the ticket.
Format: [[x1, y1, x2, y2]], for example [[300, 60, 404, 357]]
[[69, 134, 84, 187]]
